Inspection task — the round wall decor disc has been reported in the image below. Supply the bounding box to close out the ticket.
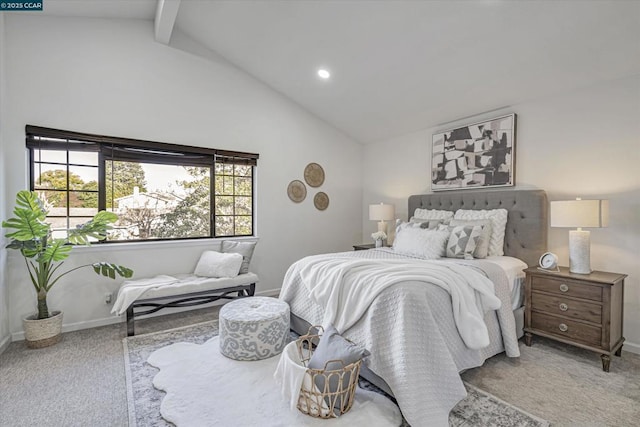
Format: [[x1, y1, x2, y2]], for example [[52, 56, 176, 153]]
[[304, 163, 325, 187], [314, 192, 329, 211], [287, 180, 307, 203]]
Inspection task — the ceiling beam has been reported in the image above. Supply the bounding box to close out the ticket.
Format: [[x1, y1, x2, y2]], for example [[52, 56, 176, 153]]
[[154, 0, 181, 45]]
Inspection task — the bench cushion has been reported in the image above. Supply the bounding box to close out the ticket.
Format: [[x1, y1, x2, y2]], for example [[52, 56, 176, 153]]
[[139, 272, 259, 301], [112, 272, 258, 315]]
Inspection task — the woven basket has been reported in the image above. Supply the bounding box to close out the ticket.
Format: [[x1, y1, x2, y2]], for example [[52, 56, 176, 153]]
[[295, 326, 362, 418], [23, 310, 63, 349]]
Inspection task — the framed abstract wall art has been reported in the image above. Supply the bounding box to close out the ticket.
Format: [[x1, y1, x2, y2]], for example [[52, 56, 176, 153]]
[[431, 113, 516, 191]]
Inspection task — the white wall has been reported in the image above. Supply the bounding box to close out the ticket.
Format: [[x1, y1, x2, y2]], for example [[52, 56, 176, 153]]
[[0, 13, 11, 352], [2, 15, 363, 339], [363, 75, 640, 353]]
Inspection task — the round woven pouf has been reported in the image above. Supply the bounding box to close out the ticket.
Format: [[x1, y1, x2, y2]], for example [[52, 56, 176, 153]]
[[219, 297, 290, 361]]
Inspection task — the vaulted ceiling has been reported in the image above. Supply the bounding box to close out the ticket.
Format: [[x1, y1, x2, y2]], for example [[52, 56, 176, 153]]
[[38, 0, 640, 144]]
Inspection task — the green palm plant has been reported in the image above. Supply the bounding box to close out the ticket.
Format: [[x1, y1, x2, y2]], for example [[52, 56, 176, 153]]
[[2, 190, 133, 319]]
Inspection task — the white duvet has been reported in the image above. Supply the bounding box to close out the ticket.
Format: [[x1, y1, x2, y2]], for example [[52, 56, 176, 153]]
[[280, 249, 520, 427], [297, 257, 501, 349]]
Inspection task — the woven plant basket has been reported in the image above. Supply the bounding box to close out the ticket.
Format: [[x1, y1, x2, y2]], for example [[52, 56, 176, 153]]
[[295, 326, 362, 418], [23, 311, 63, 349]]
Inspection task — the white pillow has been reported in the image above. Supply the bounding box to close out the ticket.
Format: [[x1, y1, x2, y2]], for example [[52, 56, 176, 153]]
[[395, 218, 416, 233], [194, 251, 243, 278], [453, 209, 508, 256], [449, 219, 492, 259], [392, 227, 450, 259], [412, 208, 454, 224]]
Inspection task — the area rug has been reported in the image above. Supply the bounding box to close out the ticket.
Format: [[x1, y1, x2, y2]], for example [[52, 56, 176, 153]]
[[147, 336, 401, 426], [123, 320, 550, 427]]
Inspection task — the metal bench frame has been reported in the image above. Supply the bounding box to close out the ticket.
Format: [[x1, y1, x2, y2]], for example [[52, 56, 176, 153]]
[[125, 282, 256, 336]]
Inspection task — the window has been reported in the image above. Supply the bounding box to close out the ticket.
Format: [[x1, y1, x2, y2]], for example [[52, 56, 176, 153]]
[[27, 126, 258, 242]]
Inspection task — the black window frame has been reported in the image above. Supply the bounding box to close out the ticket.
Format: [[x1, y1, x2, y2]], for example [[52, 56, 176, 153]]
[[26, 125, 259, 243]]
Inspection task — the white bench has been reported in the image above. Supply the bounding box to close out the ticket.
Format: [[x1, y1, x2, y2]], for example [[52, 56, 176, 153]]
[[119, 272, 259, 336]]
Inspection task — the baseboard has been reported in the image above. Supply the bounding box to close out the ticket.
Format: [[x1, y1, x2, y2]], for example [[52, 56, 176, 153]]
[[0, 333, 11, 355], [258, 288, 281, 298], [11, 315, 122, 341], [623, 340, 640, 355], [10, 288, 282, 341]]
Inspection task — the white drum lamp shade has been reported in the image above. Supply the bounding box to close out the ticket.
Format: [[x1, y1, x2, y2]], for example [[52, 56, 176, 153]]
[[369, 203, 395, 235], [550, 199, 609, 274]]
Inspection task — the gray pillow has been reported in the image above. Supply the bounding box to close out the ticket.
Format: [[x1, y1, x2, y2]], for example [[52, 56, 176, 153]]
[[221, 240, 256, 274], [308, 324, 368, 414]]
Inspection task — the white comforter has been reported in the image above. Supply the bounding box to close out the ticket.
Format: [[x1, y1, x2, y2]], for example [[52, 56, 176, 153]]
[[280, 249, 520, 427], [296, 257, 501, 350]]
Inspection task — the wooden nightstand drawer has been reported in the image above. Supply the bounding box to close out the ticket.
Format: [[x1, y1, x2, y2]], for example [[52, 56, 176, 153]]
[[531, 313, 602, 347], [531, 293, 602, 324], [531, 276, 602, 301], [525, 267, 627, 372]]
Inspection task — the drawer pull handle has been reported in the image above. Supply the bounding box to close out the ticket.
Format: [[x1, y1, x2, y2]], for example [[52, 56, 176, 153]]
[[559, 284, 569, 292], [559, 323, 568, 332], [559, 303, 568, 311]]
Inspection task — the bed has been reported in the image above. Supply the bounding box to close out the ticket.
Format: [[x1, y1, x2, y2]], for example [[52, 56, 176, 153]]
[[279, 189, 548, 426]]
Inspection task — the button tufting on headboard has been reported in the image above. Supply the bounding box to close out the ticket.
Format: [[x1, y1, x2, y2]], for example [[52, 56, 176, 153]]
[[407, 190, 548, 267]]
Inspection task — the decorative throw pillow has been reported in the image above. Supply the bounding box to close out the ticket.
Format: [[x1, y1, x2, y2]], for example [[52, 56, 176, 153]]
[[449, 219, 492, 259], [412, 208, 454, 224], [409, 217, 443, 229], [308, 324, 368, 414], [445, 225, 483, 260], [395, 219, 421, 235], [221, 240, 257, 274], [395, 218, 439, 235], [193, 250, 243, 278], [392, 227, 450, 259], [453, 209, 508, 256]]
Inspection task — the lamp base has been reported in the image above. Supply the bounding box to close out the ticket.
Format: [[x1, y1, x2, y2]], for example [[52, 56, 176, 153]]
[[377, 221, 387, 235], [569, 229, 592, 275]]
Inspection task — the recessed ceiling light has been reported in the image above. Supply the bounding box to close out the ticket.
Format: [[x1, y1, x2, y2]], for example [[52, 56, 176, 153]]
[[317, 69, 331, 79]]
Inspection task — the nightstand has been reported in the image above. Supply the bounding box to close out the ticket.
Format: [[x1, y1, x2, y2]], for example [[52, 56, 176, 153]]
[[353, 243, 376, 251], [524, 267, 626, 372]]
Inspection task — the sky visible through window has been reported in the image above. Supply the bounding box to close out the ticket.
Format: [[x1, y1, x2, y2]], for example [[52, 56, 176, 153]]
[[64, 153, 194, 193]]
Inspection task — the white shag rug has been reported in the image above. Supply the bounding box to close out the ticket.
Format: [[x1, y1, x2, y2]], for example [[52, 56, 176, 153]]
[[147, 336, 403, 427]]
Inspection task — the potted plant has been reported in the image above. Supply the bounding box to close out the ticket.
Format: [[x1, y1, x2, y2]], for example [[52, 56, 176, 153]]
[[2, 190, 133, 348]]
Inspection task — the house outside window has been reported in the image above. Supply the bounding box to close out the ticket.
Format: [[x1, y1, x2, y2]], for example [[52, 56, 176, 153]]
[[27, 125, 258, 242]]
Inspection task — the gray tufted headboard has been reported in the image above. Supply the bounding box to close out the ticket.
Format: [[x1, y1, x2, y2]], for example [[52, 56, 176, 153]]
[[408, 189, 548, 267]]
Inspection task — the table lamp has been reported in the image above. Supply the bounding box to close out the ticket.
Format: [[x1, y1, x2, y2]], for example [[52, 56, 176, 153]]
[[369, 203, 395, 235], [550, 198, 608, 274]]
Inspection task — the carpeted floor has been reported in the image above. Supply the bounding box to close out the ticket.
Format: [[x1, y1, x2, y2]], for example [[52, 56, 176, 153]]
[[461, 336, 640, 426], [1, 306, 639, 426]]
